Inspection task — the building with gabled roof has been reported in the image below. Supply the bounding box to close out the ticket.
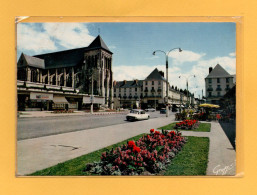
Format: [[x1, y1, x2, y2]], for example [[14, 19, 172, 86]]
[[113, 68, 191, 110], [145, 68, 166, 81], [205, 64, 235, 104], [17, 35, 113, 111]]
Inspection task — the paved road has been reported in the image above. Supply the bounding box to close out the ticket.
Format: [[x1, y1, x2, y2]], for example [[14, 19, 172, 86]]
[[17, 114, 176, 175], [17, 111, 174, 140]]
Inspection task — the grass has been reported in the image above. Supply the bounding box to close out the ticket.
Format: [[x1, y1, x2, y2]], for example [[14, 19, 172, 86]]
[[29, 135, 209, 176], [164, 136, 209, 176], [158, 122, 211, 132]]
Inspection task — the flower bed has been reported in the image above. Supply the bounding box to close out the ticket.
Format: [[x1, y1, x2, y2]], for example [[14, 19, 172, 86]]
[[84, 129, 187, 175], [175, 119, 200, 130]]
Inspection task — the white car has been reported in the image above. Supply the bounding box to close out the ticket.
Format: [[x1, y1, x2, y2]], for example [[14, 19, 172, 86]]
[[126, 109, 150, 121], [145, 108, 156, 112]]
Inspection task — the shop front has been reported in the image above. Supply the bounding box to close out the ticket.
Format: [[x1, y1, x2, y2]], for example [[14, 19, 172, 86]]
[[17, 92, 54, 111], [52, 96, 69, 110]]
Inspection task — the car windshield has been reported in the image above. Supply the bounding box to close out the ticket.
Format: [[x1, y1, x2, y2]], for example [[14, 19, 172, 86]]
[[130, 110, 139, 114]]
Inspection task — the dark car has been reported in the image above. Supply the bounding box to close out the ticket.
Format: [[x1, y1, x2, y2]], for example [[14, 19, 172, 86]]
[[160, 108, 166, 114]]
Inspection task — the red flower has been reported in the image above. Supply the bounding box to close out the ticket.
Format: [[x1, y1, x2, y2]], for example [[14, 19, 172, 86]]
[[150, 129, 155, 133], [128, 140, 136, 148], [154, 131, 160, 135], [133, 146, 141, 153]]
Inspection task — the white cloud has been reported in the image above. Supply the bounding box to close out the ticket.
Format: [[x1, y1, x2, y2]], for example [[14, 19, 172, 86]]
[[113, 54, 236, 98], [168, 50, 206, 64], [17, 23, 95, 53], [17, 24, 57, 53], [42, 23, 95, 49], [229, 52, 236, 57], [197, 56, 236, 75], [146, 55, 159, 60], [108, 45, 116, 49]]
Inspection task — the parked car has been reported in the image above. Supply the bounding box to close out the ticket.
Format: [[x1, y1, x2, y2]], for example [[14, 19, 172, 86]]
[[145, 108, 156, 112], [126, 109, 150, 121], [160, 108, 166, 114]]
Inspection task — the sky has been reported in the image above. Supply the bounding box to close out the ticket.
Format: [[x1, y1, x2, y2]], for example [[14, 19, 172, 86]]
[[17, 22, 236, 98]]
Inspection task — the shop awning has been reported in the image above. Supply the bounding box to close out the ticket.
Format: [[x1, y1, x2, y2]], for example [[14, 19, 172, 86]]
[[53, 96, 68, 104]]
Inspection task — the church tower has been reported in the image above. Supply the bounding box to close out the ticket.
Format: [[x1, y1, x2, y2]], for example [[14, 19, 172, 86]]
[[83, 35, 113, 108]]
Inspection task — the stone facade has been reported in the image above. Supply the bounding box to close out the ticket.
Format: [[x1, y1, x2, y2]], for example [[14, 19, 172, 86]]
[[205, 64, 235, 104], [113, 68, 194, 109], [17, 35, 113, 110]]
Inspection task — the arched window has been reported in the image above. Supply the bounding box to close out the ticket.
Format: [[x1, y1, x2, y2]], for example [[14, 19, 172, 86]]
[[93, 80, 98, 95], [31, 69, 37, 82], [66, 74, 72, 87], [60, 75, 64, 86], [45, 76, 48, 84], [52, 75, 56, 85]]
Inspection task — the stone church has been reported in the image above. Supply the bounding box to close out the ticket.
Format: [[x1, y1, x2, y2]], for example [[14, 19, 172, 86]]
[[17, 35, 114, 111]]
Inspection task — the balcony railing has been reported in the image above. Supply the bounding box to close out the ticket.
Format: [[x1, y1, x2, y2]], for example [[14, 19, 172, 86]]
[[216, 87, 222, 91], [207, 87, 213, 91]]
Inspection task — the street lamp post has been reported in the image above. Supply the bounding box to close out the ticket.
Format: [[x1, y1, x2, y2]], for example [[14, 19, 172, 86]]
[[90, 74, 94, 114], [179, 75, 196, 108], [153, 48, 182, 117]]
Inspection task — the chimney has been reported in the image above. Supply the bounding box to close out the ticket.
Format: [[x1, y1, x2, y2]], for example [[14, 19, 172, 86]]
[[209, 67, 213, 73], [113, 80, 116, 86], [159, 71, 164, 77], [123, 80, 127, 84]]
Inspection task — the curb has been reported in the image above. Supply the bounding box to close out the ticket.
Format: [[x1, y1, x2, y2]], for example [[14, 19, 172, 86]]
[[18, 112, 129, 118]]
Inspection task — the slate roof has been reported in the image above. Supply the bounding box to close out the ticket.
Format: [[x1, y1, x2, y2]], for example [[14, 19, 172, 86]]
[[23, 53, 45, 69], [18, 35, 112, 69], [114, 80, 143, 88], [88, 35, 112, 54], [206, 64, 232, 78], [34, 47, 87, 69], [145, 68, 166, 81]]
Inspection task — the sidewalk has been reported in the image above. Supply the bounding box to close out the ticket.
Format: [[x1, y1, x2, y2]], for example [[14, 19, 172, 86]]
[[18, 110, 129, 118], [17, 115, 175, 175], [181, 121, 236, 176], [17, 118, 236, 176]]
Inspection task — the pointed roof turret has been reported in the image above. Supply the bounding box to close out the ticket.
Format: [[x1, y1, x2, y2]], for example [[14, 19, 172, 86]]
[[145, 68, 166, 81], [206, 64, 232, 78], [88, 35, 112, 54]]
